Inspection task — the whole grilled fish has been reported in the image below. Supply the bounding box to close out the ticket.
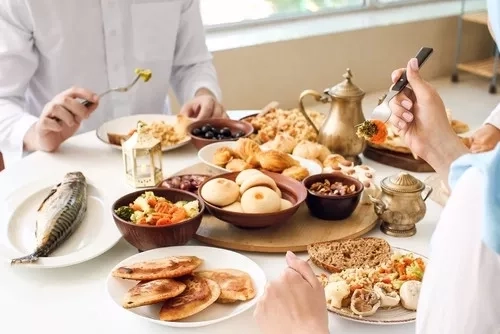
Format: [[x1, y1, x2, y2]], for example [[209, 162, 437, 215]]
[[11, 172, 88, 265]]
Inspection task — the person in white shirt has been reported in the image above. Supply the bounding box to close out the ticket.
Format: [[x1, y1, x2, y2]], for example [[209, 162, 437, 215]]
[[253, 4, 500, 333], [0, 0, 224, 157], [471, 103, 500, 153]]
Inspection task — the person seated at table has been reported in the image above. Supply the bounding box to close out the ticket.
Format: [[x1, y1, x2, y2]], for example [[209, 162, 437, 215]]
[[0, 0, 225, 158], [470, 104, 500, 153], [253, 4, 500, 332]]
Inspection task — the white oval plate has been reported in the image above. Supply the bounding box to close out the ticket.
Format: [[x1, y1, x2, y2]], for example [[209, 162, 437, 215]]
[[198, 141, 323, 176], [0, 176, 122, 269], [95, 114, 191, 152], [106, 246, 267, 328], [313, 247, 428, 325]]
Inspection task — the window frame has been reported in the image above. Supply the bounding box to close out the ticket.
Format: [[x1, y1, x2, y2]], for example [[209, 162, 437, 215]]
[[204, 0, 456, 32]]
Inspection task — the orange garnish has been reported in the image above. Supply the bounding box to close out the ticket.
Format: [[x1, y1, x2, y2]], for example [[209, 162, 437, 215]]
[[356, 120, 387, 144], [369, 120, 388, 144]]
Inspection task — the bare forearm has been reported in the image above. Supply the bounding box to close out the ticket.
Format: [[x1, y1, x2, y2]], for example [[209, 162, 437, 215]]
[[425, 136, 469, 188]]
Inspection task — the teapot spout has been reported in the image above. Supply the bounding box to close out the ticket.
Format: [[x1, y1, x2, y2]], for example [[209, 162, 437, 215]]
[[369, 195, 387, 215]]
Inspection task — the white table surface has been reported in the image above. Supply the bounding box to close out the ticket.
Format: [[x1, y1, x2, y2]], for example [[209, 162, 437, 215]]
[[0, 110, 444, 334]]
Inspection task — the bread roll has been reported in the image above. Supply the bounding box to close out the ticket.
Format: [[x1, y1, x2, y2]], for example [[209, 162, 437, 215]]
[[239, 173, 279, 194], [221, 201, 244, 213], [280, 198, 293, 210], [201, 178, 239, 207], [235, 169, 263, 185], [240, 186, 281, 214]]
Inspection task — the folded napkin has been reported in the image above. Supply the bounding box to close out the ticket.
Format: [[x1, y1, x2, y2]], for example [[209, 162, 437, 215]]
[[449, 143, 500, 254]]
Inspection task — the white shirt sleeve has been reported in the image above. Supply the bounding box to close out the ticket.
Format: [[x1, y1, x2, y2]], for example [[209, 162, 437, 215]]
[[169, 0, 222, 105], [416, 167, 500, 333], [0, 2, 39, 157], [484, 103, 500, 130]]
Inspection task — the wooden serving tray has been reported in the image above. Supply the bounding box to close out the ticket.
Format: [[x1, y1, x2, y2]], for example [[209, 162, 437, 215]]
[[171, 163, 378, 253], [363, 145, 435, 173]]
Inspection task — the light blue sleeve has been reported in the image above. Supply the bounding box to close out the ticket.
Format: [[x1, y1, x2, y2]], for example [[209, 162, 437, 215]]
[[448, 143, 500, 254], [487, 0, 500, 49]]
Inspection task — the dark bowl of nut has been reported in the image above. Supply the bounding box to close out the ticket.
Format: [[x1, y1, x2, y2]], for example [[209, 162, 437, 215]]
[[186, 118, 254, 151], [302, 172, 364, 221]]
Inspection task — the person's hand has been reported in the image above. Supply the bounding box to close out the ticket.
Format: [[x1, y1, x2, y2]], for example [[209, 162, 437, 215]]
[[388, 58, 468, 183], [253, 251, 329, 334], [470, 123, 500, 153], [31, 87, 99, 152], [388, 58, 455, 160], [179, 93, 226, 120]]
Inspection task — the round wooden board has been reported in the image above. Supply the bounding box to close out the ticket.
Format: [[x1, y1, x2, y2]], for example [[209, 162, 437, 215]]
[[194, 203, 377, 253]]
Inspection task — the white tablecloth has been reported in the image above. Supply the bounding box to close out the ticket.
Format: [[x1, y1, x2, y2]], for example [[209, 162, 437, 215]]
[[0, 110, 443, 334]]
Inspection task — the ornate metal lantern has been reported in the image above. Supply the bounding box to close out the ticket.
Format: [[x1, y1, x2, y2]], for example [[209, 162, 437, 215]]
[[122, 121, 163, 188]]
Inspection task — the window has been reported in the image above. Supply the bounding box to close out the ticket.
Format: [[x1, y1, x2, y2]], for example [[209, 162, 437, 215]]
[[200, 0, 436, 28]]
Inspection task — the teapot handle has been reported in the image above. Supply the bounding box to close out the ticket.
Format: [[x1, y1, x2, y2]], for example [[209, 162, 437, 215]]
[[422, 185, 433, 201], [298, 89, 327, 134]]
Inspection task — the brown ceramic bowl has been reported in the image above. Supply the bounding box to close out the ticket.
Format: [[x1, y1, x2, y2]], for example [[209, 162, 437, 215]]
[[111, 188, 205, 251], [302, 172, 364, 221], [186, 118, 254, 151], [198, 170, 307, 229]]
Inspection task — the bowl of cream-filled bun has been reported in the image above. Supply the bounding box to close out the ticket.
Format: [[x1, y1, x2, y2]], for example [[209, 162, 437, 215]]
[[198, 169, 307, 228]]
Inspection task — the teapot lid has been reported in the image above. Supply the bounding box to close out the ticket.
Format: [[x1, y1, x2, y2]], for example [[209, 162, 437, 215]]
[[380, 172, 425, 193], [325, 69, 365, 98]]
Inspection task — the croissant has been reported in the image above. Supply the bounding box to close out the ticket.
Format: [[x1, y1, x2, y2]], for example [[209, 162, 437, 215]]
[[267, 133, 297, 154], [282, 166, 309, 182], [233, 138, 262, 161], [292, 140, 331, 162], [226, 158, 252, 172], [258, 150, 299, 173], [213, 147, 238, 167]]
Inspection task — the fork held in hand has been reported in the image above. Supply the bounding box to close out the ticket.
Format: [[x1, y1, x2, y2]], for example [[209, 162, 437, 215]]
[[80, 74, 142, 107]]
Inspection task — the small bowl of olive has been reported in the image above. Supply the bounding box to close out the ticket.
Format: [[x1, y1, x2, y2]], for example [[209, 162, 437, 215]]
[[186, 118, 254, 150]]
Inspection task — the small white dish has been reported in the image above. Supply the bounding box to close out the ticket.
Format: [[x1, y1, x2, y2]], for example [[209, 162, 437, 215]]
[[0, 176, 122, 269], [95, 114, 191, 152], [198, 141, 323, 175], [105, 246, 267, 328]]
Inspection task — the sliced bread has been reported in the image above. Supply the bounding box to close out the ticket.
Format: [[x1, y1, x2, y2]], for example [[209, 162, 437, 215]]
[[307, 237, 391, 273]]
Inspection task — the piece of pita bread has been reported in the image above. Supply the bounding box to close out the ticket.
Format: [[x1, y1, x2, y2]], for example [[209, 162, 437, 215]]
[[159, 276, 221, 321], [451, 119, 469, 134], [112, 256, 203, 280], [122, 279, 186, 309], [107, 133, 130, 146], [174, 114, 193, 137], [194, 269, 256, 303]]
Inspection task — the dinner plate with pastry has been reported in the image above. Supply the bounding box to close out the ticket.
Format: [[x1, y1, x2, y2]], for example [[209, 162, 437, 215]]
[[106, 245, 266, 328], [307, 237, 428, 325], [197, 139, 323, 181], [96, 114, 192, 152]]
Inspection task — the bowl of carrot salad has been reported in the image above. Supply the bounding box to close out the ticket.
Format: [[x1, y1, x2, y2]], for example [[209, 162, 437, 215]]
[[111, 188, 205, 251]]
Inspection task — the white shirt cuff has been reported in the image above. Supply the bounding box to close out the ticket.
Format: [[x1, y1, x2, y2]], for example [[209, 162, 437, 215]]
[[9, 113, 38, 159], [484, 103, 500, 129]]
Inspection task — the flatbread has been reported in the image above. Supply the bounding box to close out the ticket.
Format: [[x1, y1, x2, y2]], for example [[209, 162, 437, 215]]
[[159, 275, 221, 321], [112, 256, 203, 280], [194, 269, 256, 303], [451, 119, 469, 134], [122, 279, 186, 309], [107, 133, 130, 146]]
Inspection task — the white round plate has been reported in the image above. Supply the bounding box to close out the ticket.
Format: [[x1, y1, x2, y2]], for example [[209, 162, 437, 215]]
[[106, 246, 267, 328], [198, 141, 323, 175], [95, 114, 191, 152], [314, 247, 428, 325], [0, 176, 122, 269]]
